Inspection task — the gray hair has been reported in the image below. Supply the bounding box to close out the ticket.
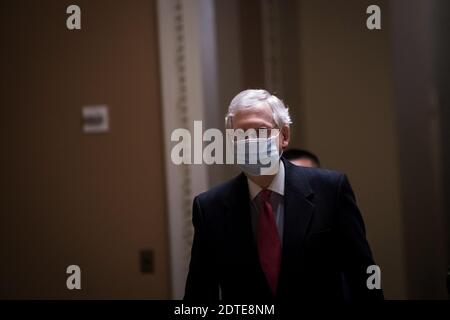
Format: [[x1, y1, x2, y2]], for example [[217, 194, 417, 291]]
[[225, 89, 292, 129]]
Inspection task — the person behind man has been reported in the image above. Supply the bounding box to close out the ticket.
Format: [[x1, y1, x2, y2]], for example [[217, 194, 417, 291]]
[[184, 89, 383, 301], [283, 148, 321, 168]]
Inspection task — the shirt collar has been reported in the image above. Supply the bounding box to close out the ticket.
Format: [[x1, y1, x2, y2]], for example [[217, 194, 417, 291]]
[[247, 160, 285, 200]]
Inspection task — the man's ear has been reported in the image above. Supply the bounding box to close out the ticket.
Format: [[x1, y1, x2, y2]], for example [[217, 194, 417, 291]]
[[280, 125, 290, 150]]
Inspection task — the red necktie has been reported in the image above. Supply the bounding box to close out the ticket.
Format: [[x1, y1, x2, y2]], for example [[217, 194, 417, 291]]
[[256, 189, 281, 296]]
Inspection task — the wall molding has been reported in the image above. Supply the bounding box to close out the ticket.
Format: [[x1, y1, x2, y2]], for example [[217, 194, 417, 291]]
[[157, 0, 215, 299]]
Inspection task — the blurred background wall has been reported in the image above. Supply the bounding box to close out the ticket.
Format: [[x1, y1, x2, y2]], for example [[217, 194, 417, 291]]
[[0, 0, 448, 299], [296, 0, 408, 299]]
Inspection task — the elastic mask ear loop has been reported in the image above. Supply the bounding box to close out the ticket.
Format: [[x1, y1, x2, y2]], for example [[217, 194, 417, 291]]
[[272, 129, 283, 159]]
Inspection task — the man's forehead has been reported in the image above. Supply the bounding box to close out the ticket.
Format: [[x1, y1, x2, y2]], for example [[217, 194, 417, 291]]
[[232, 104, 274, 128], [234, 103, 272, 117]]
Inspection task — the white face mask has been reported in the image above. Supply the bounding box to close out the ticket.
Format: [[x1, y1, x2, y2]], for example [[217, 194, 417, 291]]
[[233, 132, 282, 176]]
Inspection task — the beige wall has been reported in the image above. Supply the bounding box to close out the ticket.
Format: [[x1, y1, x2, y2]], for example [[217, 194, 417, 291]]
[[0, 0, 170, 298], [295, 0, 407, 298], [389, 0, 448, 299]]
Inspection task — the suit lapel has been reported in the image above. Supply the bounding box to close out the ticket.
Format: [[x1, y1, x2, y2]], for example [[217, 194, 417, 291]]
[[223, 173, 259, 264], [223, 173, 271, 294], [278, 158, 315, 292]]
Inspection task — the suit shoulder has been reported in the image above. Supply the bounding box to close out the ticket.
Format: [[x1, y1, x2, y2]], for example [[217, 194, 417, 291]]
[[309, 167, 343, 180], [296, 166, 345, 189], [195, 174, 242, 205]]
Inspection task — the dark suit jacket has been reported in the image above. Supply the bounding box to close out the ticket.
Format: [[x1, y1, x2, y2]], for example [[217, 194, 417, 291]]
[[184, 158, 384, 301]]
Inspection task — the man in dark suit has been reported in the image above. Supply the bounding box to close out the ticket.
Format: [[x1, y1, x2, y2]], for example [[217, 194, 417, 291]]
[[184, 89, 383, 301]]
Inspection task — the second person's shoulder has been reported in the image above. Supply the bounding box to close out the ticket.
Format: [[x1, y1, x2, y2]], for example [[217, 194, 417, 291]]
[[283, 158, 345, 189]]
